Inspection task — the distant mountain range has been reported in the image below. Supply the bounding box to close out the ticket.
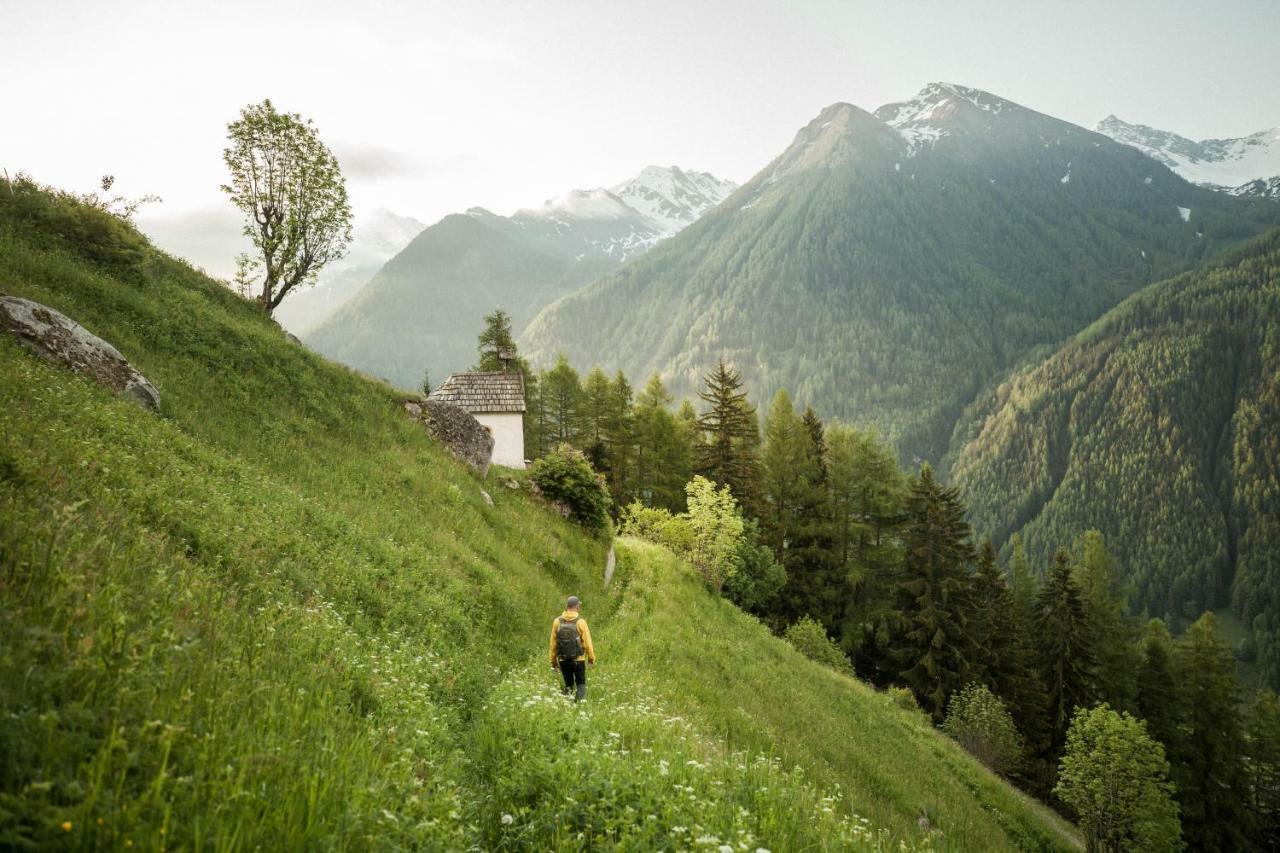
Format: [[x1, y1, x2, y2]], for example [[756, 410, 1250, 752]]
[[522, 82, 1280, 463], [304, 166, 735, 387], [275, 208, 425, 335], [1096, 116, 1280, 199]]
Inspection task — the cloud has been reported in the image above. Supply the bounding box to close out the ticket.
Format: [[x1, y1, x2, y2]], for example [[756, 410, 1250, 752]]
[[332, 143, 421, 181]]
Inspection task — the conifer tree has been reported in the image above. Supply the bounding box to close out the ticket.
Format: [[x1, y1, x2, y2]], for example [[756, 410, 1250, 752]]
[[540, 355, 583, 448], [971, 541, 1048, 756], [1034, 548, 1097, 754], [1008, 533, 1038, 616], [894, 464, 977, 720], [602, 371, 634, 503], [695, 360, 760, 512], [1245, 690, 1280, 849], [1072, 531, 1139, 713], [632, 375, 692, 511], [581, 367, 613, 471], [474, 308, 518, 370], [1173, 612, 1253, 852], [826, 425, 904, 674], [763, 393, 836, 626], [1135, 619, 1180, 755]]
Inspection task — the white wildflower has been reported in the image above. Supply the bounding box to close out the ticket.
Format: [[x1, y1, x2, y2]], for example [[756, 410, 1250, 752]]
[[500, 813, 514, 826]]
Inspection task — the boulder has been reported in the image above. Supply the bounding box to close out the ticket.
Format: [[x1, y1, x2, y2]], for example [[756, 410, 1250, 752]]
[[404, 398, 494, 477], [1, 295, 160, 412]]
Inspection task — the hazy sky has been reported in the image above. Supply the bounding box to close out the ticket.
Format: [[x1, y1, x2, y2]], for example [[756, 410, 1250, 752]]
[[4, 0, 1278, 245]]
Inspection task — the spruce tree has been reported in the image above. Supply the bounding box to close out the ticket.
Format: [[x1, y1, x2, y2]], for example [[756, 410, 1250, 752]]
[[1173, 612, 1253, 852], [894, 464, 977, 720], [1072, 531, 1139, 713], [971, 541, 1048, 759], [474, 308, 518, 370], [1008, 533, 1038, 617], [694, 360, 760, 513], [1135, 619, 1180, 756], [1034, 548, 1097, 754]]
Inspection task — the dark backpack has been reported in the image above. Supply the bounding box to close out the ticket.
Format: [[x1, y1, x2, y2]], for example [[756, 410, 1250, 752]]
[[556, 616, 583, 661]]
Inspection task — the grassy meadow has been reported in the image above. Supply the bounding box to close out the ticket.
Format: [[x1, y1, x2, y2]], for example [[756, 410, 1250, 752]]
[[0, 181, 1077, 849]]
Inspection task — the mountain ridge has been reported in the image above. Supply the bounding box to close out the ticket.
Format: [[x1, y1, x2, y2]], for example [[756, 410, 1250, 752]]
[[522, 83, 1280, 462], [1096, 115, 1280, 198], [304, 165, 735, 387]]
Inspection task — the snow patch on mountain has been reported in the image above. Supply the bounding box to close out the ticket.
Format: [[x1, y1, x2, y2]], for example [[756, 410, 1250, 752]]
[[1097, 116, 1280, 197], [611, 166, 737, 236], [507, 166, 736, 261]]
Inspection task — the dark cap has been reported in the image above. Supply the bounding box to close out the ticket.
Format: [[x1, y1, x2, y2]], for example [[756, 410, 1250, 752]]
[[566, 595, 581, 608]]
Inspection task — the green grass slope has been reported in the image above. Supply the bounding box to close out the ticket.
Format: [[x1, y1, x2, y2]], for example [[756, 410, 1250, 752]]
[[0, 182, 1075, 850], [946, 229, 1280, 686]]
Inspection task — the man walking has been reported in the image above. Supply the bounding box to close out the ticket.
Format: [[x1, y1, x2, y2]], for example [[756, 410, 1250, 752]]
[[550, 595, 595, 701]]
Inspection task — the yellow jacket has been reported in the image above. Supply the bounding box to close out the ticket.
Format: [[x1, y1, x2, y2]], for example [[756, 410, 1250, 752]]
[[550, 611, 595, 665]]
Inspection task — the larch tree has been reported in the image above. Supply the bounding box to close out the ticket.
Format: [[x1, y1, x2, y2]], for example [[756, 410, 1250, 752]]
[[221, 99, 352, 314]]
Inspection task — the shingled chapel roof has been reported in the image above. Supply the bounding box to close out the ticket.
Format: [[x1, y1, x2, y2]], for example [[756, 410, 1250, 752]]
[[428, 371, 526, 413]]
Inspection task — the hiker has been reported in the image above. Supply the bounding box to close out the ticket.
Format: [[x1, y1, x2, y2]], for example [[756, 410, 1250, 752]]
[[550, 595, 595, 701]]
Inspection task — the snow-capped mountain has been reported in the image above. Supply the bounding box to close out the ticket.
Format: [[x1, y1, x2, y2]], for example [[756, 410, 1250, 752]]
[[493, 166, 737, 261], [1096, 116, 1280, 198], [611, 166, 737, 236], [304, 165, 735, 387]]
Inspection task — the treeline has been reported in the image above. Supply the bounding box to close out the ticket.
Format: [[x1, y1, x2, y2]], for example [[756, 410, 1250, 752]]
[[467, 310, 1280, 848]]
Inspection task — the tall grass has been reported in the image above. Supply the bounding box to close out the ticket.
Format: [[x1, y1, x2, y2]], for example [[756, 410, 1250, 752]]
[[0, 181, 1077, 850]]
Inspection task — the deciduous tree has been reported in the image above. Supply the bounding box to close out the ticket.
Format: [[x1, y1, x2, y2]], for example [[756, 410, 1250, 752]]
[[222, 99, 352, 314]]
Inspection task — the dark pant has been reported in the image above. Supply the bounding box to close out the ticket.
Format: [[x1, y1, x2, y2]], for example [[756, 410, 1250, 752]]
[[559, 658, 587, 701]]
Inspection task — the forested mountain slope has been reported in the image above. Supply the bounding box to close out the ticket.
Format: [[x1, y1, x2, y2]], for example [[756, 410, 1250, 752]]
[[522, 83, 1280, 463], [306, 167, 734, 389], [0, 180, 1075, 849], [947, 229, 1280, 685]]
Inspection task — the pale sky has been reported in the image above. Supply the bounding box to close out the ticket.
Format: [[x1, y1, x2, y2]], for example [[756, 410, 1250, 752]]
[[4, 0, 1278, 272]]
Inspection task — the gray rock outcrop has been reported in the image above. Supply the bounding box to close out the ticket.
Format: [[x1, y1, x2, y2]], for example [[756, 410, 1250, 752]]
[[404, 398, 494, 477], [1, 295, 160, 412]]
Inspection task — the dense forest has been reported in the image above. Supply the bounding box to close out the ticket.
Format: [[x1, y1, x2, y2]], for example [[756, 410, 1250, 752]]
[[947, 229, 1280, 688], [473, 303, 1280, 849], [522, 95, 1280, 463]]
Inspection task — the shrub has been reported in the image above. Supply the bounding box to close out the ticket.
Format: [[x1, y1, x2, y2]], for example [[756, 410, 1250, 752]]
[[1055, 704, 1181, 852], [684, 476, 743, 591], [784, 617, 853, 675], [530, 444, 612, 533], [722, 519, 786, 615], [619, 501, 692, 552], [942, 683, 1023, 776], [888, 686, 922, 714]]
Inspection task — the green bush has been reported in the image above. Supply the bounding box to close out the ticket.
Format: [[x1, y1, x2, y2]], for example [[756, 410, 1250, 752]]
[[785, 617, 854, 675], [888, 686, 922, 714], [1055, 704, 1181, 852], [530, 444, 612, 534], [942, 683, 1023, 776]]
